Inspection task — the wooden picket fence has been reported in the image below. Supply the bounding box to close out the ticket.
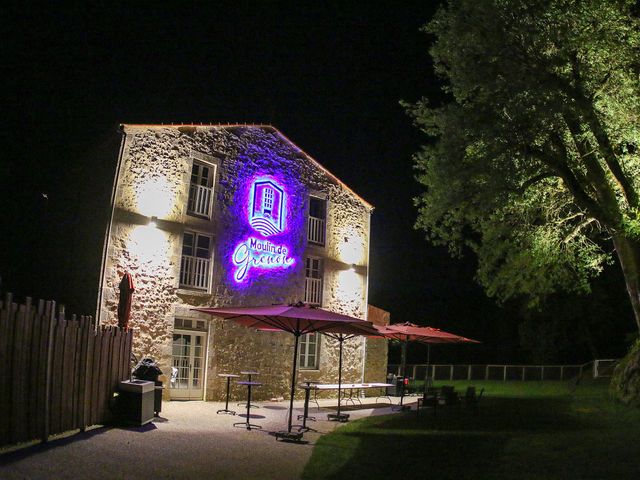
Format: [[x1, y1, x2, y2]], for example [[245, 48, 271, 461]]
[[0, 293, 133, 448]]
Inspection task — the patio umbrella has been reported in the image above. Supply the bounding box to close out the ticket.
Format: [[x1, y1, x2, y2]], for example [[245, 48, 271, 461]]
[[193, 302, 370, 441], [322, 320, 382, 421], [117, 272, 135, 330], [376, 322, 480, 407]]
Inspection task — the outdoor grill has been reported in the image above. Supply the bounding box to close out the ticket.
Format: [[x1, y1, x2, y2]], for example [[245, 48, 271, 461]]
[[132, 357, 164, 416]]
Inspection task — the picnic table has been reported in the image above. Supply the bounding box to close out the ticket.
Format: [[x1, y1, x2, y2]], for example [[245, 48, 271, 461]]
[[300, 382, 394, 413]]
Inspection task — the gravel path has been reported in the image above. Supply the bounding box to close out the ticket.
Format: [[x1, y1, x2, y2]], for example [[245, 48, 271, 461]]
[[0, 397, 404, 479]]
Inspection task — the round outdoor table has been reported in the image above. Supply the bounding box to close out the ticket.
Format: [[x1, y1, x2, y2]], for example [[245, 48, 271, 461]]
[[238, 371, 260, 409], [217, 373, 240, 415], [233, 381, 262, 430]]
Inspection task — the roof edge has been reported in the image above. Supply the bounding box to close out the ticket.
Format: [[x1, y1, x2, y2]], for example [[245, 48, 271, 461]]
[[120, 123, 374, 211]]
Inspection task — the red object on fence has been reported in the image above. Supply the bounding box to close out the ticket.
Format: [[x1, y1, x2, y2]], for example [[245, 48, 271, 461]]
[[117, 272, 135, 330]]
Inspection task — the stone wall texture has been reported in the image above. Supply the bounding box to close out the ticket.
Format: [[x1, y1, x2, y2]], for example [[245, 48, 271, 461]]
[[363, 305, 391, 395], [98, 124, 387, 401]]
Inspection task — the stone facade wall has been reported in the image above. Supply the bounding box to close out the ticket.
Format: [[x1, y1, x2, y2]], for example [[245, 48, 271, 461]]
[[98, 124, 382, 401], [363, 305, 391, 395]]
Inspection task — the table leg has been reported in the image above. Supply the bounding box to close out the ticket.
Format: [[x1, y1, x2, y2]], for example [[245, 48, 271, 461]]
[[296, 385, 316, 432], [234, 384, 262, 430], [217, 377, 236, 415], [237, 374, 260, 408], [344, 388, 357, 406], [375, 386, 392, 404]]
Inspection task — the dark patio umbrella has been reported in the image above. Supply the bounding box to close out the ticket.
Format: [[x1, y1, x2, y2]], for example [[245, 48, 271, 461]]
[[376, 322, 480, 407], [117, 272, 135, 330], [322, 320, 382, 421], [193, 302, 370, 441]]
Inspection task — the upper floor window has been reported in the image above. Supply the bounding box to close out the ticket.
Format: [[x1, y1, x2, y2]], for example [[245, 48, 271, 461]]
[[304, 257, 323, 306], [187, 161, 215, 219], [180, 231, 212, 290], [308, 196, 326, 246], [299, 333, 320, 370]]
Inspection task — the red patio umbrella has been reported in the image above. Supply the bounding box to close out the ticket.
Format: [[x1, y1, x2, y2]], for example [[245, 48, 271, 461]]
[[117, 272, 135, 330], [193, 302, 370, 441], [376, 322, 480, 407]]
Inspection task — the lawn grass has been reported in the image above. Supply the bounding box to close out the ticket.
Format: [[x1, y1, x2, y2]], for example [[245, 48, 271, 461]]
[[301, 379, 640, 480]]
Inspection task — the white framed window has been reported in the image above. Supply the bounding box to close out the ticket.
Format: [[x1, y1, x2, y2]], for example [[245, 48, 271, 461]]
[[308, 196, 326, 245], [180, 231, 212, 290], [299, 333, 320, 370], [304, 256, 323, 306], [187, 160, 216, 219]]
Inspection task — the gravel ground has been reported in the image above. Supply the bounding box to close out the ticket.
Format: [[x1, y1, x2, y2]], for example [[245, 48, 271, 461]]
[[0, 397, 405, 480]]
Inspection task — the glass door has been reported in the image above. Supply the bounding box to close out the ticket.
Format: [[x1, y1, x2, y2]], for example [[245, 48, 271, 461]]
[[170, 330, 206, 400]]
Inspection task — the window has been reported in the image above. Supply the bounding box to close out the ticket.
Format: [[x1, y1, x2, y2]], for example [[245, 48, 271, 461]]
[[174, 318, 207, 331], [299, 333, 320, 369], [180, 232, 212, 290], [307, 196, 326, 245], [187, 160, 215, 218], [304, 257, 323, 306]]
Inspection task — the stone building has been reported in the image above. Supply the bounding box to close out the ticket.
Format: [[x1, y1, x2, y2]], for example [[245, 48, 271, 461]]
[[97, 124, 389, 401]]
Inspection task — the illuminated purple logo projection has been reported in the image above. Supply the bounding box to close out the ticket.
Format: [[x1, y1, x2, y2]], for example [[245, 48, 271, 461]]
[[250, 180, 284, 236], [232, 176, 295, 283]]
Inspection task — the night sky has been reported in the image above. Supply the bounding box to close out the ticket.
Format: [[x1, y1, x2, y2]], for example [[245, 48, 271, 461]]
[[1, 2, 634, 364]]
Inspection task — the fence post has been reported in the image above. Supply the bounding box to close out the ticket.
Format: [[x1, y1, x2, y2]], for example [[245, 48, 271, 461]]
[[412, 365, 417, 380], [42, 300, 56, 443], [449, 365, 453, 381], [485, 365, 489, 380], [521, 366, 525, 381], [503, 365, 507, 382], [467, 365, 472, 380], [541, 366, 544, 381]]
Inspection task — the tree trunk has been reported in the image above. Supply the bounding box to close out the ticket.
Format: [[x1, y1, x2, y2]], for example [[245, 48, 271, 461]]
[[613, 234, 640, 333]]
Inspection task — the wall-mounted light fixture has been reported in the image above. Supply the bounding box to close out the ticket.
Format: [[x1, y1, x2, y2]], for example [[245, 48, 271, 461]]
[[148, 216, 158, 228]]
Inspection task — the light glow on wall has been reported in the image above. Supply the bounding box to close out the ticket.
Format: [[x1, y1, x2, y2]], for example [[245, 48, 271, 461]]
[[136, 176, 175, 219], [335, 268, 363, 305], [336, 227, 366, 266], [128, 224, 171, 270]]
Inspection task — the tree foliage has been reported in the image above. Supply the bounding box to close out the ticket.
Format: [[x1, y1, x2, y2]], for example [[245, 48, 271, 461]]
[[407, 0, 640, 326]]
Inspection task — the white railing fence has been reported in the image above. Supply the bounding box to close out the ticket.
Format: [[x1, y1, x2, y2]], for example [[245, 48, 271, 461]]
[[187, 184, 213, 218], [180, 255, 210, 290], [308, 216, 325, 245], [388, 359, 619, 382], [593, 359, 618, 378]]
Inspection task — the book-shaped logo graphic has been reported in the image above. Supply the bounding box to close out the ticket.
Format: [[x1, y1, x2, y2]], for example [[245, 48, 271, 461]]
[[250, 179, 285, 237]]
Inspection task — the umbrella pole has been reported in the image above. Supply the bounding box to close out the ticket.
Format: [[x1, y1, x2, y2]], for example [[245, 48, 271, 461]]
[[288, 333, 300, 433], [337, 336, 344, 417], [424, 343, 431, 396], [400, 340, 407, 407]]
